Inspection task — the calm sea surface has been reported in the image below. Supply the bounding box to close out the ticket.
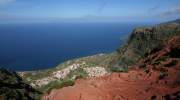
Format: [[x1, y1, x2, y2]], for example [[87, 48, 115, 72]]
[[0, 22, 151, 71]]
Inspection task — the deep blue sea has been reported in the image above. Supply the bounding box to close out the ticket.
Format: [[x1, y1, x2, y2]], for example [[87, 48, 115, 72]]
[[0, 22, 152, 71]]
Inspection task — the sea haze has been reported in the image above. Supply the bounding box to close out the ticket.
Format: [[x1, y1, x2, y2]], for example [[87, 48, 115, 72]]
[[0, 22, 150, 71]]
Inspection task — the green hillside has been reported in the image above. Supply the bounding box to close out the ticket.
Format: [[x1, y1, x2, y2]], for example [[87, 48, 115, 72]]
[[0, 68, 41, 100], [109, 20, 180, 71]]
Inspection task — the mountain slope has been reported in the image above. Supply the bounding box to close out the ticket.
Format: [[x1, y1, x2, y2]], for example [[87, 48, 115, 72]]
[[164, 18, 180, 24], [42, 35, 180, 100], [0, 68, 41, 100], [109, 20, 180, 71]]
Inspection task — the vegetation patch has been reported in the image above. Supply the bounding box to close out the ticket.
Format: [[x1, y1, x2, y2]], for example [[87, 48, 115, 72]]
[[158, 72, 168, 80], [164, 60, 177, 67], [0, 68, 41, 100], [152, 56, 170, 66], [67, 68, 88, 80], [139, 63, 146, 69], [40, 79, 75, 94], [110, 66, 128, 72]]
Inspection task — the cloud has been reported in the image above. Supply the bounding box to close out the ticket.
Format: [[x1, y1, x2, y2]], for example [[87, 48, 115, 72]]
[[0, 0, 16, 5]]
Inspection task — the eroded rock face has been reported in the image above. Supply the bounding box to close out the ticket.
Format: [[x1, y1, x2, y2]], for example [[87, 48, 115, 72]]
[[42, 36, 180, 100]]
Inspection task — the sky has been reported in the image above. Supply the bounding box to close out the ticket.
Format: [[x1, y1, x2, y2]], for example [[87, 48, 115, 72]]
[[0, 0, 180, 23]]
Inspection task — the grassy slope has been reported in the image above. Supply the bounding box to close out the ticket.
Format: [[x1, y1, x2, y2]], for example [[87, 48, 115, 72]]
[[109, 23, 180, 71]]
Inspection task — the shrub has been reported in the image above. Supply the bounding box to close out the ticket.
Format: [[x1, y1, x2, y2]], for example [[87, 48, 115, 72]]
[[40, 79, 75, 93], [139, 63, 146, 69], [164, 60, 177, 67], [158, 72, 168, 80], [110, 66, 128, 72], [67, 68, 88, 80]]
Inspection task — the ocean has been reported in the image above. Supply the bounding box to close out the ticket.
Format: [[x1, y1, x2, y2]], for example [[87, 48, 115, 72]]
[[0, 22, 151, 71]]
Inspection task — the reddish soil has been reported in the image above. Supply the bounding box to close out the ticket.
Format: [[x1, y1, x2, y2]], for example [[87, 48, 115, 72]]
[[42, 36, 180, 100]]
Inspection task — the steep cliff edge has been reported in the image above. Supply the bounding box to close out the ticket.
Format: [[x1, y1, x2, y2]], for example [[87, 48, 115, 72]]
[[42, 35, 180, 100], [109, 21, 180, 71]]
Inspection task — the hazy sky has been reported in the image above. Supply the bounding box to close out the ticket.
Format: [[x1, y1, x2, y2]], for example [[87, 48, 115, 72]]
[[0, 0, 180, 23]]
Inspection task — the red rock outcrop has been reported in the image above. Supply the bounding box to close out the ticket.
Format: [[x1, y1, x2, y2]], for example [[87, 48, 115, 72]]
[[42, 36, 180, 100]]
